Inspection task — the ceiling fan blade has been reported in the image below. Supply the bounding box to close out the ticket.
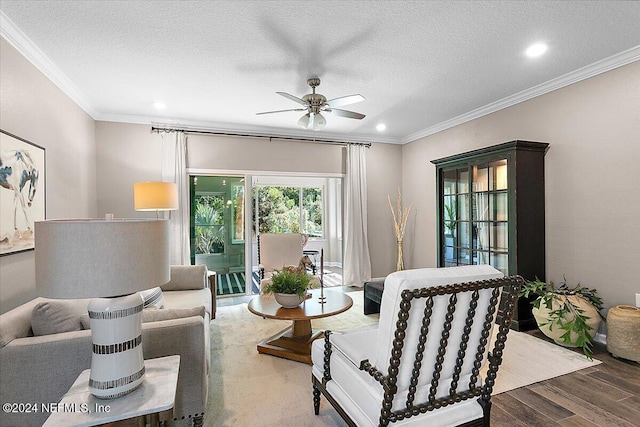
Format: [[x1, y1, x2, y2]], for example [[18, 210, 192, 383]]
[[326, 108, 366, 120], [277, 92, 308, 106], [256, 108, 306, 115], [325, 94, 365, 108]]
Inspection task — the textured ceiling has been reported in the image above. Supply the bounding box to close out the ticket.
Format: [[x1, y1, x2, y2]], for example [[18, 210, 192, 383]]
[[1, 1, 639, 143]]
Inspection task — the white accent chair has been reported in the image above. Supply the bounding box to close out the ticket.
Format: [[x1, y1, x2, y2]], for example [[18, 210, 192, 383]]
[[258, 233, 306, 280], [311, 265, 522, 427]]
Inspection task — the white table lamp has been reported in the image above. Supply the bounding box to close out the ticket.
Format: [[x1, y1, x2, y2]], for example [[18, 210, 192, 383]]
[[35, 218, 170, 399]]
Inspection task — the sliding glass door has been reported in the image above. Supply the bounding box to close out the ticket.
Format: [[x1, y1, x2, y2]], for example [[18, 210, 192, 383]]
[[251, 176, 343, 288], [190, 174, 344, 297], [190, 175, 246, 296]]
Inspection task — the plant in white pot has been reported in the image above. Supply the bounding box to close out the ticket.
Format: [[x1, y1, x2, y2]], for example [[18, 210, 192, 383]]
[[520, 277, 604, 359], [262, 269, 312, 308]]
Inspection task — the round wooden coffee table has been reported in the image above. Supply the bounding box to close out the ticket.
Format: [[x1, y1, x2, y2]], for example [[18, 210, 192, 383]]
[[248, 288, 353, 364]]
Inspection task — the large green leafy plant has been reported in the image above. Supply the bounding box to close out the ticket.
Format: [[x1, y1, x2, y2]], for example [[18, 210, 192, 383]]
[[520, 278, 604, 359], [262, 269, 312, 298], [194, 200, 225, 254]]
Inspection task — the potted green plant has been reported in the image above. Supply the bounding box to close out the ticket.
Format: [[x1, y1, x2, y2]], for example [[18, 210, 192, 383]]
[[262, 269, 312, 308], [520, 277, 604, 359]]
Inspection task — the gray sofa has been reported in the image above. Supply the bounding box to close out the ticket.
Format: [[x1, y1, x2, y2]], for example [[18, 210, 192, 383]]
[[0, 264, 213, 427]]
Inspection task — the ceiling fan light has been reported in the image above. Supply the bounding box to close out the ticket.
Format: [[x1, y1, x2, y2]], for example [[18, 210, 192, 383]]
[[313, 113, 326, 130], [298, 113, 311, 129]]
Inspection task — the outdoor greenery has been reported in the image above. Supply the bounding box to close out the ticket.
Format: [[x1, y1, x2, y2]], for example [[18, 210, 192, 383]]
[[194, 195, 225, 254], [253, 186, 322, 237], [520, 277, 604, 359], [262, 269, 312, 297]]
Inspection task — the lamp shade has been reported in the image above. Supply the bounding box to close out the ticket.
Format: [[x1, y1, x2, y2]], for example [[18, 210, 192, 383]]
[[133, 181, 178, 211], [35, 219, 170, 299]]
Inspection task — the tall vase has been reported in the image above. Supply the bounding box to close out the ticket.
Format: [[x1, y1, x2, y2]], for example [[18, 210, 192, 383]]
[[396, 240, 404, 271]]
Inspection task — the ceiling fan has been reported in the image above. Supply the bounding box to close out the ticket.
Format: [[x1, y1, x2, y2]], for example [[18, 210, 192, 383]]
[[257, 78, 365, 131]]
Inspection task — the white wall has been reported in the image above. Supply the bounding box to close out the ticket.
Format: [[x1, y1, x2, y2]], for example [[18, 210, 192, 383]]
[[0, 37, 97, 313], [95, 122, 403, 279], [402, 61, 640, 308]]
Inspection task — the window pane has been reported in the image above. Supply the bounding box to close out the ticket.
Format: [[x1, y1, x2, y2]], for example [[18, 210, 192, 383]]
[[490, 160, 508, 191], [443, 235, 455, 263], [473, 165, 489, 192], [255, 186, 300, 234], [458, 248, 471, 264], [444, 170, 457, 195], [475, 250, 490, 265], [491, 253, 508, 275], [458, 170, 469, 194], [458, 221, 470, 248], [475, 223, 490, 250], [232, 185, 244, 242], [474, 192, 489, 221], [194, 194, 225, 254], [444, 195, 456, 228], [302, 188, 323, 238], [457, 194, 469, 221], [490, 222, 508, 251], [490, 192, 508, 221], [254, 185, 324, 239]]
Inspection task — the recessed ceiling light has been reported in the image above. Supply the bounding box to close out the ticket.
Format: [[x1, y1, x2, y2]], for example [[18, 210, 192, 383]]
[[153, 101, 166, 110], [525, 43, 548, 58], [376, 123, 386, 131]]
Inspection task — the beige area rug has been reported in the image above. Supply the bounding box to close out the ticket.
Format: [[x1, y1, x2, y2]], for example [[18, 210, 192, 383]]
[[197, 289, 600, 427]]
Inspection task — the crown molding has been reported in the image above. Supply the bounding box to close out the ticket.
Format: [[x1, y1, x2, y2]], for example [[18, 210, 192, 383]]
[[97, 112, 403, 145], [402, 45, 640, 144], [0, 11, 98, 118]]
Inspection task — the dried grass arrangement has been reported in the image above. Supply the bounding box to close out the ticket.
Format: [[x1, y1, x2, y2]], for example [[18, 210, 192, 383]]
[[388, 188, 414, 270]]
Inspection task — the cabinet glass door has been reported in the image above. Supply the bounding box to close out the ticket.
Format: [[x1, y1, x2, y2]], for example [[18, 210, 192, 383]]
[[472, 159, 508, 274], [442, 168, 471, 266]]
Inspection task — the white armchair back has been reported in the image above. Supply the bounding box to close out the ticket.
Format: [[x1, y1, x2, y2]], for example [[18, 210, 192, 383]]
[[375, 265, 503, 405], [258, 233, 305, 275]]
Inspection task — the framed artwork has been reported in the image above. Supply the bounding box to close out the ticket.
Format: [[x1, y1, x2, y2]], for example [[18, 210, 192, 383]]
[[0, 129, 46, 256]]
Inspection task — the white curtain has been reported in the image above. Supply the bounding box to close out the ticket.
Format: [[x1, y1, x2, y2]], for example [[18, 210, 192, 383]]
[[161, 132, 190, 265], [343, 144, 372, 287]]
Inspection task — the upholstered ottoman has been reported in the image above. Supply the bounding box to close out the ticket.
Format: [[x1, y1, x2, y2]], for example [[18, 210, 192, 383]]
[[364, 277, 386, 314]]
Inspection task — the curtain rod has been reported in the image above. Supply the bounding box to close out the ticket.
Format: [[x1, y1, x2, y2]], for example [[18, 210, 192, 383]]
[[150, 125, 371, 148]]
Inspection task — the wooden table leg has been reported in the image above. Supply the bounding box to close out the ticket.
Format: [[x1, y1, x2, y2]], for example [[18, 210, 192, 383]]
[[256, 319, 323, 364], [292, 319, 312, 337]]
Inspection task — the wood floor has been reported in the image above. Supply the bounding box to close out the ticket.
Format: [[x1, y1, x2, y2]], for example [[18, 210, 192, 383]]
[[492, 331, 640, 427]]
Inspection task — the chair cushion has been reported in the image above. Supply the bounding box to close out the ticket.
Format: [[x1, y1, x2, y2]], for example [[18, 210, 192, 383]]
[[161, 264, 207, 291], [31, 299, 88, 336], [142, 306, 206, 323], [162, 288, 212, 317], [312, 331, 485, 426], [80, 306, 206, 329], [375, 265, 503, 397]]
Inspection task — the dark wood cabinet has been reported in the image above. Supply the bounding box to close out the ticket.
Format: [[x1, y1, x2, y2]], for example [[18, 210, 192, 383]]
[[432, 140, 549, 330]]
